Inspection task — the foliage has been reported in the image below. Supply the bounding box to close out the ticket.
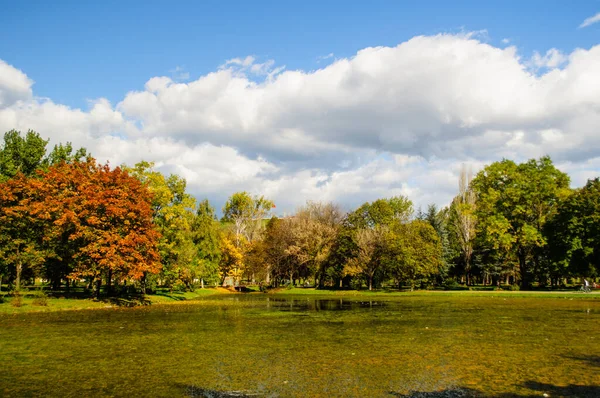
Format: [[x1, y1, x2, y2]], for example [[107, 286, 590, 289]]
[[0, 130, 48, 180], [222, 191, 274, 246], [218, 234, 244, 285], [127, 161, 197, 290], [192, 199, 222, 286], [472, 156, 570, 288], [343, 225, 388, 290], [546, 178, 600, 278]]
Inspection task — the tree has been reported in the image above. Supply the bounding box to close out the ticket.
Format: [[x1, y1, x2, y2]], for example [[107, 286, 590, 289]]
[[0, 159, 161, 295], [546, 178, 600, 280], [346, 196, 412, 229], [42, 160, 162, 295], [127, 161, 197, 290], [262, 216, 296, 286], [46, 142, 88, 165], [343, 226, 388, 290], [0, 130, 48, 180], [0, 175, 47, 291], [192, 199, 222, 287], [387, 220, 443, 290], [472, 157, 571, 288], [450, 165, 477, 285], [219, 234, 244, 286], [285, 202, 344, 286], [222, 192, 274, 247]]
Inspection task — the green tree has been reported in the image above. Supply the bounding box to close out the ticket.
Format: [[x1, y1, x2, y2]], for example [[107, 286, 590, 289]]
[[546, 178, 600, 280], [127, 161, 197, 290], [472, 156, 571, 288], [192, 199, 222, 287], [46, 142, 88, 165], [0, 130, 48, 180], [346, 196, 412, 229], [387, 220, 443, 290]]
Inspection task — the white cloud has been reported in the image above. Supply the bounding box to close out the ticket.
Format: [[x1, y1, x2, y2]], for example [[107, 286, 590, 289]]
[[170, 66, 190, 82], [529, 48, 567, 69], [0, 60, 33, 108], [579, 12, 600, 28], [1, 33, 600, 214]]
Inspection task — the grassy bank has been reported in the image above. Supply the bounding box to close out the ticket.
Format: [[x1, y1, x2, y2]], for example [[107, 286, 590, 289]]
[[1, 285, 598, 314]]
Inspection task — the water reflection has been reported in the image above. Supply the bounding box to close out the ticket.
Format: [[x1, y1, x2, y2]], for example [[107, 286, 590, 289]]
[[265, 297, 387, 312]]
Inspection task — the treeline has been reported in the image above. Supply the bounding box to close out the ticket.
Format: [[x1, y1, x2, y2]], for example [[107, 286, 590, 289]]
[[0, 130, 598, 295]]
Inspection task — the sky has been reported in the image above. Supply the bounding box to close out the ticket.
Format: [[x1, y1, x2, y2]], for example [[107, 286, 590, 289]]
[[1, 1, 600, 214]]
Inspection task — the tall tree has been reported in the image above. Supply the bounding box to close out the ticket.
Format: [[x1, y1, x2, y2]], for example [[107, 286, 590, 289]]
[[192, 199, 222, 287], [450, 165, 477, 285], [127, 161, 197, 290]]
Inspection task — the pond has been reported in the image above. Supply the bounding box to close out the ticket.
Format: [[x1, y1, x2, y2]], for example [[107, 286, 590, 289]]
[[1, 295, 599, 397]]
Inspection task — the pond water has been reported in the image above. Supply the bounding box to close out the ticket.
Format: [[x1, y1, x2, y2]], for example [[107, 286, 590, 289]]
[[1, 295, 599, 397]]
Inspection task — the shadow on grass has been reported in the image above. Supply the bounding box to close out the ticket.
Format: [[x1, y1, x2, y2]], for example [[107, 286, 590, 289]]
[[388, 388, 481, 397], [184, 385, 261, 397], [388, 382, 600, 397], [563, 354, 600, 368], [154, 292, 189, 301]]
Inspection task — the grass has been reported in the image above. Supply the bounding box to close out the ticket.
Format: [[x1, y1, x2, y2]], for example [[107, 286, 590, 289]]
[[1, 285, 598, 314], [1, 294, 599, 397]]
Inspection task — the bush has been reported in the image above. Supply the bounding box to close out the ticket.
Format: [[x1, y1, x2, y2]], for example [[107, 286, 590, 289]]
[[32, 289, 49, 306], [10, 291, 23, 307], [509, 284, 520, 291], [494, 286, 504, 291], [443, 279, 460, 291]]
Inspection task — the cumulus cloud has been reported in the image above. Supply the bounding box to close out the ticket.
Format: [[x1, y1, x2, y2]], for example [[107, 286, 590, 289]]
[[0, 60, 33, 108], [579, 12, 600, 28], [1, 33, 600, 213]]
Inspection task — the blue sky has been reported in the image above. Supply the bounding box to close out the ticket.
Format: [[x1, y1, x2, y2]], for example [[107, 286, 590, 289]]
[[2, 1, 599, 109], [1, 1, 600, 213]]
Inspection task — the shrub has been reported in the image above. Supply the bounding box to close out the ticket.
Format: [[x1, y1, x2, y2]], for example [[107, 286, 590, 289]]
[[509, 284, 520, 291], [443, 279, 460, 291], [32, 289, 49, 306], [10, 291, 23, 307]]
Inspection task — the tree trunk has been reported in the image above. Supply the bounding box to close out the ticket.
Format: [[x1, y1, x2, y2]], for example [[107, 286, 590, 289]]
[[106, 269, 113, 296], [518, 248, 529, 289], [368, 274, 373, 291], [95, 277, 102, 299], [16, 260, 22, 292]]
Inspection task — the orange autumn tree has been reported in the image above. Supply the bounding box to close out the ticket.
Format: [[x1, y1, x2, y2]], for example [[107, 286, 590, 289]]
[[37, 159, 161, 295], [0, 174, 48, 291]]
